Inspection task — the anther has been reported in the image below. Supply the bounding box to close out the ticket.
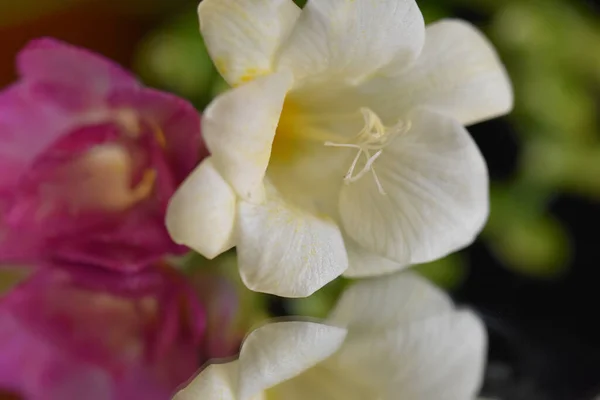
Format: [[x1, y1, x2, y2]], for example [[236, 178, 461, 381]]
[[324, 108, 410, 195]]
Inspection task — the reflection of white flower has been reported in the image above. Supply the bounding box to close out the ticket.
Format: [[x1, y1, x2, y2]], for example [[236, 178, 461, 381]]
[[166, 0, 513, 297], [173, 273, 487, 400]]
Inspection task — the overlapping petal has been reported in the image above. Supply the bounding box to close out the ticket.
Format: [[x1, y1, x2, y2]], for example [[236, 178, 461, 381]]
[[343, 238, 404, 278], [236, 321, 347, 399], [198, 0, 301, 86], [0, 84, 73, 185], [326, 272, 486, 400], [364, 19, 513, 126], [329, 311, 486, 400], [108, 87, 204, 182], [277, 0, 425, 85], [173, 321, 346, 400], [166, 158, 237, 259], [173, 363, 238, 400], [339, 109, 489, 266], [236, 183, 348, 298], [202, 71, 293, 203]]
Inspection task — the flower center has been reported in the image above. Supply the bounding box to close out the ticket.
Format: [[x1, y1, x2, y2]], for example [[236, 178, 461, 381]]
[[114, 109, 168, 149], [271, 99, 308, 164], [324, 108, 410, 195], [68, 144, 156, 212]]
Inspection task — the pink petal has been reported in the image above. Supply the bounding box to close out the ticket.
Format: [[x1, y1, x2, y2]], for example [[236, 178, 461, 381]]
[[0, 84, 75, 187], [49, 209, 186, 273], [0, 264, 206, 400], [108, 87, 206, 182], [17, 38, 139, 111]]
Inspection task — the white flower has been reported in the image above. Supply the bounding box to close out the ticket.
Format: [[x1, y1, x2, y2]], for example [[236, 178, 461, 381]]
[[173, 273, 487, 400], [166, 0, 513, 297]]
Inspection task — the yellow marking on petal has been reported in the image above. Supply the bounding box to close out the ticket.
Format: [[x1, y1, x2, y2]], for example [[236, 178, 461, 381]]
[[153, 124, 167, 149], [235, 67, 271, 86], [214, 58, 229, 77], [271, 99, 305, 164], [132, 169, 158, 202]]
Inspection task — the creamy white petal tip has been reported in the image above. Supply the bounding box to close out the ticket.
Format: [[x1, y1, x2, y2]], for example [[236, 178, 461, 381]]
[[166, 158, 236, 259], [236, 184, 348, 298]]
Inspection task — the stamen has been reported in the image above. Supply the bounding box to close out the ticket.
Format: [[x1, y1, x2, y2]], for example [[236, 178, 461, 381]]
[[370, 167, 386, 195], [324, 108, 410, 195], [324, 142, 361, 149], [344, 148, 364, 181], [347, 149, 382, 183]]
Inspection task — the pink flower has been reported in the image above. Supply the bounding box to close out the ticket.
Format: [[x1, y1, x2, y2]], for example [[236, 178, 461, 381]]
[[0, 38, 205, 272], [0, 264, 206, 400]]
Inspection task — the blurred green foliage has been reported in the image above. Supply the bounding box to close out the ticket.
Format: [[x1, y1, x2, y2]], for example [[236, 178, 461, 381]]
[[135, 12, 223, 108], [414, 254, 469, 289]]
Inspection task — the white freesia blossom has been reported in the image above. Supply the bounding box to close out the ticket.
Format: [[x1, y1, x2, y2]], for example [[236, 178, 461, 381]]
[[173, 273, 487, 400], [166, 0, 513, 297]]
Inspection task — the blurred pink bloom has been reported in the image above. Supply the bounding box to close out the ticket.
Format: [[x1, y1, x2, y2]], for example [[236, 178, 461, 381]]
[[0, 263, 206, 400], [0, 38, 205, 272]]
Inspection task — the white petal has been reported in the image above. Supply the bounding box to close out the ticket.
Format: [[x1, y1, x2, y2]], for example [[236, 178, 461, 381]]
[[236, 182, 348, 298], [339, 109, 489, 266], [198, 0, 301, 86], [266, 364, 374, 400], [343, 237, 405, 278], [329, 310, 487, 400], [327, 272, 453, 332], [166, 158, 236, 259], [237, 321, 347, 399], [367, 19, 513, 126], [203, 71, 293, 203], [326, 274, 486, 399], [173, 362, 238, 400], [277, 0, 425, 85]]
